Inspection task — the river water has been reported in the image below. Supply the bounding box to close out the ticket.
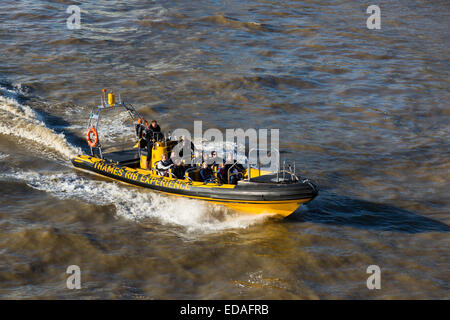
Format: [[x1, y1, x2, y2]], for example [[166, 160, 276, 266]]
[[0, 0, 449, 299]]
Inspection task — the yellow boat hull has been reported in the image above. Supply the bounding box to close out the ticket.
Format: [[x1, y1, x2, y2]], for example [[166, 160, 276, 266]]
[[72, 155, 318, 217], [210, 199, 310, 217]]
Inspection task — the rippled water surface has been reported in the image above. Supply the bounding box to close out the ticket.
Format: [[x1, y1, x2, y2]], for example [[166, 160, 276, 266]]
[[0, 0, 449, 299]]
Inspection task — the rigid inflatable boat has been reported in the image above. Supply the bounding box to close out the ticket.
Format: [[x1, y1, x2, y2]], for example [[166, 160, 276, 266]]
[[71, 90, 318, 217]]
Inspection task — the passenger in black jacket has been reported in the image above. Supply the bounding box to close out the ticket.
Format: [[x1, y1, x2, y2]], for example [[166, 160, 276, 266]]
[[192, 150, 202, 166], [224, 154, 244, 184], [178, 136, 196, 159], [216, 162, 227, 183], [150, 120, 161, 133], [210, 151, 223, 167], [200, 162, 214, 183], [145, 120, 163, 142], [172, 159, 186, 179], [135, 118, 146, 139]]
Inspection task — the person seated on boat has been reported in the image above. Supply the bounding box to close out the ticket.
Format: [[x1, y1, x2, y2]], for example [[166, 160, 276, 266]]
[[156, 154, 173, 176], [210, 151, 223, 168], [192, 150, 202, 167], [229, 167, 244, 184], [216, 162, 227, 183], [172, 159, 186, 179], [200, 161, 215, 183], [224, 153, 245, 170], [178, 135, 196, 160], [203, 153, 211, 167], [170, 151, 179, 163], [224, 153, 245, 184]]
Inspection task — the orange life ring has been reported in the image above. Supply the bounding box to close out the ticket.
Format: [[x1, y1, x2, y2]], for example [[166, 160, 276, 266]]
[[86, 127, 99, 148]]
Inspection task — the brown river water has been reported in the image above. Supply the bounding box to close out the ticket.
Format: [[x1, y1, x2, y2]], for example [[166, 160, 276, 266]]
[[0, 0, 449, 299]]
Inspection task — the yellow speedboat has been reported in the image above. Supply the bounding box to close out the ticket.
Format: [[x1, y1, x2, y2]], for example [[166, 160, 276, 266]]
[[72, 91, 318, 217]]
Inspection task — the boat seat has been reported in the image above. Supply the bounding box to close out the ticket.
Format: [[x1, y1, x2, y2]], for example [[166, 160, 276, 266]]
[[249, 173, 297, 184], [185, 167, 201, 182]]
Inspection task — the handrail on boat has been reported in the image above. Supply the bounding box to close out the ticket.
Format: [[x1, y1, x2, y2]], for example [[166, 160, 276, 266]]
[[166, 172, 178, 179], [227, 162, 239, 184], [247, 147, 280, 182], [184, 167, 197, 183], [278, 170, 299, 182]]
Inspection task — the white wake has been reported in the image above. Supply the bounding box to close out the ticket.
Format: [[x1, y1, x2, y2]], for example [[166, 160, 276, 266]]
[[0, 84, 82, 160], [0, 170, 271, 234]]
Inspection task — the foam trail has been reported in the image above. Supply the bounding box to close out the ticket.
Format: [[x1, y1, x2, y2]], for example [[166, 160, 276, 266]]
[[0, 84, 82, 160], [0, 170, 271, 234]]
